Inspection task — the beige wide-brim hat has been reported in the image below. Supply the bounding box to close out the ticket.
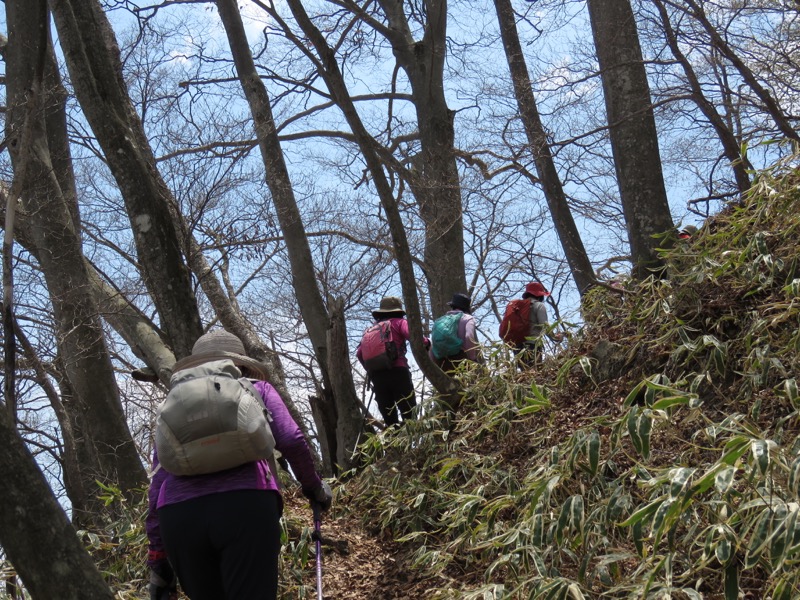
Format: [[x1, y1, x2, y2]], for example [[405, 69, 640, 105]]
[[172, 329, 270, 380]]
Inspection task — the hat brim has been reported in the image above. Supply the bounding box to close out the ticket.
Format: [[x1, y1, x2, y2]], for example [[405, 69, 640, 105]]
[[372, 309, 405, 319], [172, 351, 270, 381]]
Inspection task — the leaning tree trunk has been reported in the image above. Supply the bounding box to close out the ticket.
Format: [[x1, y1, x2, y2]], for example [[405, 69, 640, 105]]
[[586, 0, 674, 278], [0, 407, 115, 600], [49, 0, 204, 359], [5, 0, 147, 521], [494, 0, 596, 295], [217, 0, 350, 467], [281, 0, 462, 407], [85, 262, 177, 386], [48, 0, 319, 454]]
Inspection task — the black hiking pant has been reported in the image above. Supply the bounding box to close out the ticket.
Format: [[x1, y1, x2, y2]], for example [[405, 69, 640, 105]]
[[369, 366, 416, 426], [158, 489, 282, 599]]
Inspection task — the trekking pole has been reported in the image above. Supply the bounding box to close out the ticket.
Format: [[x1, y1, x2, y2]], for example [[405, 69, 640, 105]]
[[312, 502, 324, 600]]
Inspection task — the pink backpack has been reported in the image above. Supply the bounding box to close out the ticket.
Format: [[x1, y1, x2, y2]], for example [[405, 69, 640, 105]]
[[360, 321, 398, 372]]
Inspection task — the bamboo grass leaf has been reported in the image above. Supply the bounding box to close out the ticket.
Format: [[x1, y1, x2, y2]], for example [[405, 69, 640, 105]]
[[724, 562, 739, 600], [627, 408, 642, 455], [714, 466, 736, 494], [637, 410, 653, 460], [785, 378, 799, 410], [669, 467, 693, 498], [587, 430, 600, 477], [788, 456, 800, 500], [751, 439, 771, 476], [745, 509, 772, 568]]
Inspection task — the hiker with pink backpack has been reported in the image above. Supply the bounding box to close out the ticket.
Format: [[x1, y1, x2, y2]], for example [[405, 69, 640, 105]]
[[356, 296, 429, 427], [499, 282, 564, 368]]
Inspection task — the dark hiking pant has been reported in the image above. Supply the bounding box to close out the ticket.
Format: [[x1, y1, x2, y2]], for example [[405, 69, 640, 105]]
[[515, 341, 543, 370], [369, 366, 416, 426], [158, 489, 282, 600], [434, 350, 469, 374]]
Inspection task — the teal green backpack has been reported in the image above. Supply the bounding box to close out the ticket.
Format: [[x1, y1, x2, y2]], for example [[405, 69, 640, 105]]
[[431, 313, 464, 359]]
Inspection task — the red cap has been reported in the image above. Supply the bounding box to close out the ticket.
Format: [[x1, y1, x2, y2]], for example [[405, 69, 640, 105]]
[[525, 282, 550, 297]]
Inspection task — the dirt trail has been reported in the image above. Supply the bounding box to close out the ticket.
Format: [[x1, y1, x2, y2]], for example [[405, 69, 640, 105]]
[[286, 495, 432, 599]]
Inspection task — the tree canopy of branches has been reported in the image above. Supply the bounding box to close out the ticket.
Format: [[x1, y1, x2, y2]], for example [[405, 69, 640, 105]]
[[0, 0, 797, 595]]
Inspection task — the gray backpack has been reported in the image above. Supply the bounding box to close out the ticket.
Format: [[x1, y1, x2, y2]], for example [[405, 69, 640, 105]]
[[155, 359, 276, 476]]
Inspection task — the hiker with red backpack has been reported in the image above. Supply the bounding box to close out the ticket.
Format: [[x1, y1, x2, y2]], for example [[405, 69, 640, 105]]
[[356, 296, 429, 427], [429, 293, 483, 372], [146, 329, 331, 600], [499, 282, 564, 368]]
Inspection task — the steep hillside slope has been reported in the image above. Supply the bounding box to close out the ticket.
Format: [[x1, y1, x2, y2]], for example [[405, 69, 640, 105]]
[[96, 161, 798, 599], [302, 162, 800, 599]]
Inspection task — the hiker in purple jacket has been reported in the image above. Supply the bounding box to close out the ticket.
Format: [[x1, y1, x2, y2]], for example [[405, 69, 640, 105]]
[[356, 296, 429, 427], [146, 330, 331, 600]]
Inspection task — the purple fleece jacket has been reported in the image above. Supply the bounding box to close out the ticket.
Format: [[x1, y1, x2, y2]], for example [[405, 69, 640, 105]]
[[146, 380, 321, 567]]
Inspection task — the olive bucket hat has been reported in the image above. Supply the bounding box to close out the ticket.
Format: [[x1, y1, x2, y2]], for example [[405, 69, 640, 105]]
[[372, 296, 406, 320], [172, 330, 270, 380]]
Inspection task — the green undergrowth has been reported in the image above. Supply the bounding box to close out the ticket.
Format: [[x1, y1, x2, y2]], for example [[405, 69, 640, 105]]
[[13, 473, 318, 599], [340, 160, 800, 598]]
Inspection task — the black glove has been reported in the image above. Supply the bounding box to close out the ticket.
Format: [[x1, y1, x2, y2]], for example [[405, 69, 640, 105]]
[[303, 480, 333, 511], [149, 561, 178, 600]]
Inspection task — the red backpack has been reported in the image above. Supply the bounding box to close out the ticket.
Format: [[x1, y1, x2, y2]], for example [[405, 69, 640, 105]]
[[360, 321, 399, 372], [499, 299, 531, 347]]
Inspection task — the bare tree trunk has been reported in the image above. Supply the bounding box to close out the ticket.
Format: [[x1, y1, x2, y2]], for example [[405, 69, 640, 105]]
[[673, 0, 800, 145], [586, 0, 675, 278], [86, 263, 177, 386], [49, 0, 204, 358], [216, 0, 343, 466], [494, 0, 596, 295], [0, 408, 115, 600], [327, 297, 367, 472], [309, 394, 338, 476], [279, 0, 461, 406], [652, 0, 752, 196], [5, 0, 147, 509], [373, 0, 468, 315]]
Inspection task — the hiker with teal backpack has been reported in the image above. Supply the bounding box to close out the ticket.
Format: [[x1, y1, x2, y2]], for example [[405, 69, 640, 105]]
[[499, 282, 564, 368], [429, 293, 483, 372], [356, 296, 429, 427], [146, 329, 331, 600]]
